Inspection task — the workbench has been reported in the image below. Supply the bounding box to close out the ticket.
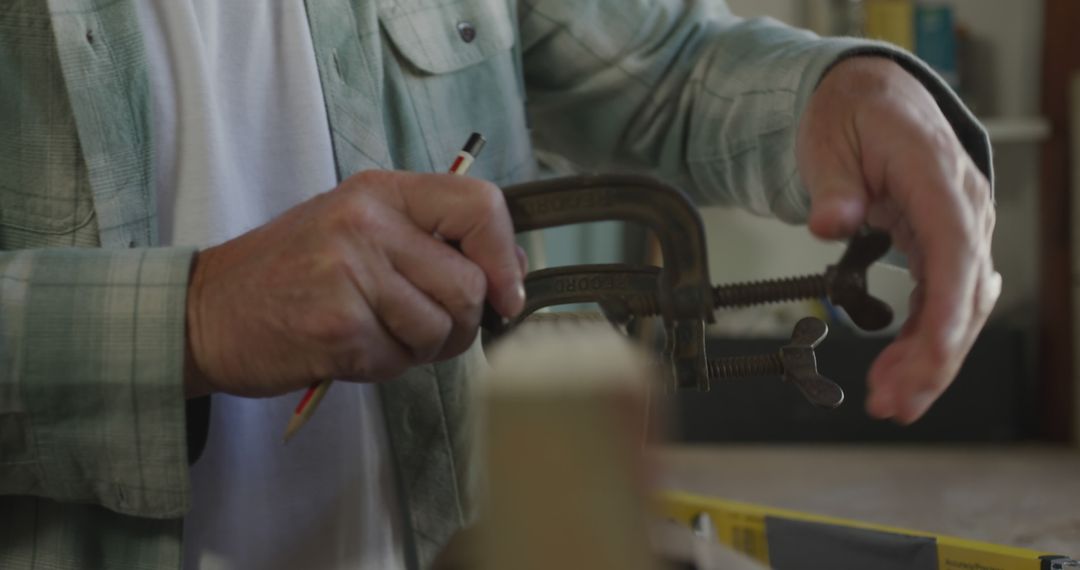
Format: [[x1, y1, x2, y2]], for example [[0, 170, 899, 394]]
[[655, 445, 1080, 567]]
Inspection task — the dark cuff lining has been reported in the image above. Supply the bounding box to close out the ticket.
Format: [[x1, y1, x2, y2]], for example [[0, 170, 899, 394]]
[[185, 395, 211, 465]]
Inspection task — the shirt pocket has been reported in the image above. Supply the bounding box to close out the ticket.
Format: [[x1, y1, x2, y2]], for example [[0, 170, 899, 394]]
[[377, 0, 536, 186], [0, 13, 97, 248], [0, 115, 97, 250], [0, 154, 95, 240]]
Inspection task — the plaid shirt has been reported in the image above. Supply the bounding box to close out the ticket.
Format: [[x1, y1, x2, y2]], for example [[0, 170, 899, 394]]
[[0, 0, 989, 568]]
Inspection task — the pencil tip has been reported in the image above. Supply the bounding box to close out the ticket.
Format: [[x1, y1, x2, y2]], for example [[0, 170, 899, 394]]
[[282, 419, 301, 444]]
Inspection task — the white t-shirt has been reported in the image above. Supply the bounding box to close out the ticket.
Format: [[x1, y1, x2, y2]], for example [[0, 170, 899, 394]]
[[135, 2, 406, 568]]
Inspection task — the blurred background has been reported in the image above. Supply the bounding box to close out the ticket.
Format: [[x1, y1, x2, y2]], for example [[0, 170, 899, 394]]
[[673, 0, 1056, 446], [530, 0, 1074, 446], [521, 0, 1080, 561]]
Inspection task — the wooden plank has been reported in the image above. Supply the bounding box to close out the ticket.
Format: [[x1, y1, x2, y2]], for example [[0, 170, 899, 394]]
[[439, 316, 662, 570]]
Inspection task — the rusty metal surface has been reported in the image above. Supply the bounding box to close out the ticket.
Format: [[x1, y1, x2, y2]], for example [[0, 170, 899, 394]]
[[711, 227, 893, 331], [703, 317, 842, 408], [513, 229, 893, 331], [511, 264, 662, 327], [501, 174, 713, 323], [486, 174, 892, 409], [823, 227, 894, 331], [499, 175, 714, 390]]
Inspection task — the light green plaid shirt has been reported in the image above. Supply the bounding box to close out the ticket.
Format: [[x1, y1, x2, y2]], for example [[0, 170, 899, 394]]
[[0, 0, 989, 568]]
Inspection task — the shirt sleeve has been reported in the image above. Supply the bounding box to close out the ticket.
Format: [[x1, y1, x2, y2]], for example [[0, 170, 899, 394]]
[[519, 0, 992, 223], [0, 246, 197, 519]]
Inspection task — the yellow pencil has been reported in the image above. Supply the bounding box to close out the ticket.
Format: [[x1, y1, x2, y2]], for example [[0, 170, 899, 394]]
[[282, 380, 331, 442], [282, 133, 487, 443]]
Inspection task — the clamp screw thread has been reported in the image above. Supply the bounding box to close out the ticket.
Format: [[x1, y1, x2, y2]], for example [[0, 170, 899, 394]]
[[707, 353, 785, 379], [632, 294, 660, 316], [712, 275, 827, 309]]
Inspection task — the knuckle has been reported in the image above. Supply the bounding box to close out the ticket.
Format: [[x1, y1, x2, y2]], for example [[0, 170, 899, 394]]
[[407, 312, 453, 363], [450, 264, 487, 317], [352, 169, 393, 190], [324, 195, 357, 230], [926, 125, 960, 155], [473, 180, 507, 217], [334, 172, 401, 233], [952, 216, 982, 257], [343, 325, 403, 381], [340, 197, 384, 235], [317, 238, 352, 273], [313, 243, 367, 297], [441, 328, 480, 360]]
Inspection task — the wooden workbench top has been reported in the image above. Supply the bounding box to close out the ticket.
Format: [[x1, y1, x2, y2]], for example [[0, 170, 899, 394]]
[[656, 445, 1080, 556]]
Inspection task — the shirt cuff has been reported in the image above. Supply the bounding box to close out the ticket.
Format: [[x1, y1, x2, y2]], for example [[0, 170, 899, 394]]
[[0, 247, 197, 518]]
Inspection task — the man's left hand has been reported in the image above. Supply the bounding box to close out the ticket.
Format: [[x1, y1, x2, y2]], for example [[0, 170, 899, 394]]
[[796, 57, 1002, 424]]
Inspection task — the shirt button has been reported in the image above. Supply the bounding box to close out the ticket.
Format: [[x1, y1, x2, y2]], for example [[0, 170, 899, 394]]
[[457, 21, 477, 43]]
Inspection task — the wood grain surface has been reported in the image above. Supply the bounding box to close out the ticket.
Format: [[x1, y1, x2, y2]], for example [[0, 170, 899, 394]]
[[657, 445, 1080, 558]]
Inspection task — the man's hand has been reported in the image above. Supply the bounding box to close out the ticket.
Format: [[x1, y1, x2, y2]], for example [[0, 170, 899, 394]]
[[183, 170, 525, 398], [797, 57, 1002, 424]]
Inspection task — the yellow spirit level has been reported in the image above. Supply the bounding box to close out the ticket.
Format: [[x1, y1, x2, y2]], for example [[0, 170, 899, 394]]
[[660, 491, 1078, 570]]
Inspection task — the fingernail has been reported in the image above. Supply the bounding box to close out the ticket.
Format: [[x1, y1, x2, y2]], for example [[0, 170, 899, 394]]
[[503, 282, 525, 317]]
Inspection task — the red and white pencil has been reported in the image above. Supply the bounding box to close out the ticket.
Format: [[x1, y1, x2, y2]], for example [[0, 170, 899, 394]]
[[449, 132, 486, 175], [283, 133, 487, 442]]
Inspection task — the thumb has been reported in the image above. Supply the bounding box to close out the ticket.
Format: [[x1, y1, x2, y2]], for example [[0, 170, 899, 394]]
[[806, 177, 869, 240]]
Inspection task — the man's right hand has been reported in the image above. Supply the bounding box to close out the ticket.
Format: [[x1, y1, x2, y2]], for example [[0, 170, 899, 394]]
[[183, 170, 525, 398]]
